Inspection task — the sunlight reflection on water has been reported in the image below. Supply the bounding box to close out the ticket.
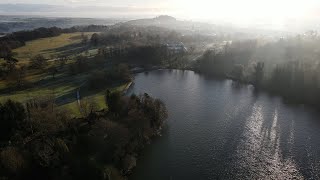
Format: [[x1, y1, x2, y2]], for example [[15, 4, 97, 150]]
[[130, 70, 320, 180], [235, 105, 302, 179]]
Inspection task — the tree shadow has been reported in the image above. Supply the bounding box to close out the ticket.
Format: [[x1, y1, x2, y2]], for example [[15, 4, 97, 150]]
[[55, 81, 127, 107], [41, 43, 93, 57], [55, 88, 78, 106]]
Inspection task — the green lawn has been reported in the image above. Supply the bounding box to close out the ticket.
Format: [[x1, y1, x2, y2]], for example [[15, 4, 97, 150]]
[[0, 65, 129, 117], [0, 72, 129, 118], [13, 32, 96, 64], [0, 72, 87, 115], [0, 31, 129, 117], [58, 82, 129, 118], [81, 82, 128, 106]]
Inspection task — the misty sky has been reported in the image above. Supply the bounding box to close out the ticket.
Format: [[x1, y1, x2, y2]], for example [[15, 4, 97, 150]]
[[2, 0, 320, 18], [0, 0, 164, 7], [1, 0, 320, 30]]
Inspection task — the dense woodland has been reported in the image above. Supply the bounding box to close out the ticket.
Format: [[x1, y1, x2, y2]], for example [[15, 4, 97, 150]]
[[195, 33, 320, 107], [88, 25, 209, 67], [0, 92, 168, 179], [0, 25, 172, 179]]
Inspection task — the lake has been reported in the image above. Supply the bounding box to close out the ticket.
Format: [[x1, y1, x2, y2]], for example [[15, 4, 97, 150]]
[[128, 69, 320, 179]]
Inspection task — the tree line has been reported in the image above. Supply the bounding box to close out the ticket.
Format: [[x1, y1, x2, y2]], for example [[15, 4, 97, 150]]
[[0, 92, 168, 179], [90, 31, 182, 66], [0, 25, 110, 50], [195, 35, 320, 108]]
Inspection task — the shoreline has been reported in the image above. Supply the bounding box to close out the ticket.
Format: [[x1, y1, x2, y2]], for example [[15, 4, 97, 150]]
[[122, 81, 133, 94], [134, 68, 315, 109]]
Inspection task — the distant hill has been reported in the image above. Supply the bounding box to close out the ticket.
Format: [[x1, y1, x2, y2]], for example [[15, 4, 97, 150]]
[[125, 15, 177, 26], [122, 15, 294, 37], [155, 15, 177, 21], [0, 15, 122, 33], [124, 15, 218, 35]]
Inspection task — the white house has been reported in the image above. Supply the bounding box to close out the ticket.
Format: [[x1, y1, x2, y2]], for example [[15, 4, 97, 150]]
[[165, 42, 188, 55]]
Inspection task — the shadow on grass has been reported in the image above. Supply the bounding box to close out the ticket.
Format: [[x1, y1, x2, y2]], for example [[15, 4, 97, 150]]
[[0, 73, 87, 105], [80, 82, 125, 99], [42, 43, 97, 57], [56, 82, 127, 107], [55, 88, 78, 106], [0, 70, 126, 115]]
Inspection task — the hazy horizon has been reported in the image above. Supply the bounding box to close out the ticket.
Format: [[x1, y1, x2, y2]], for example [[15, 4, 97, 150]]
[[1, 1, 320, 32]]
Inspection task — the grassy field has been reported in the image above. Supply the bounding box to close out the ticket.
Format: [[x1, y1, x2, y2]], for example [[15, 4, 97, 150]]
[[81, 83, 129, 108], [0, 71, 129, 118], [0, 31, 128, 117], [0, 72, 88, 116], [59, 83, 129, 117], [13, 32, 96, 64]]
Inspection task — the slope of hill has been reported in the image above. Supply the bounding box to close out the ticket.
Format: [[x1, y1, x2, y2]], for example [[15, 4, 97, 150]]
[[124, 15, 218, 35]]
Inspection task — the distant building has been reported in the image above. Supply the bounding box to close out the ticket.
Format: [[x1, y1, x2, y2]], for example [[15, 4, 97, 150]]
[[165, 42, 188, 55]]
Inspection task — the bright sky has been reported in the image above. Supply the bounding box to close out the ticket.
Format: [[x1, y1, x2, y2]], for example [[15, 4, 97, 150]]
[[1, 0, 320, 23]]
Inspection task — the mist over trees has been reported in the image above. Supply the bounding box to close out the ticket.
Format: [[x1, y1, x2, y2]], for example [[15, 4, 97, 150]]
[[196, 34, 320, 107]]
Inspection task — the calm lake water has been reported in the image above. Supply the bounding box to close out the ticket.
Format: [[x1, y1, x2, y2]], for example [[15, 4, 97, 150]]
[[128, 69, 320, 180]]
